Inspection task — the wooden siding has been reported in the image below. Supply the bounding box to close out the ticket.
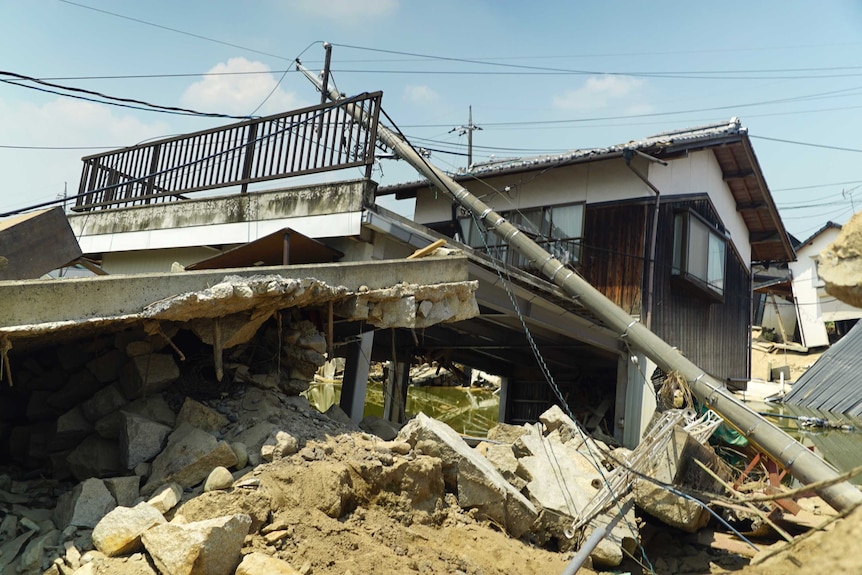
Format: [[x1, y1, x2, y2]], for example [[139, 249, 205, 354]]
[[649, 199, 751, 382], [581, 203, 648, 316]]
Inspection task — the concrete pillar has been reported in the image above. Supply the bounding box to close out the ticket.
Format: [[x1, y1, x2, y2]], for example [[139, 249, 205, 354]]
[[616, 352, 657, 449], [497, 376, 509, 423], [383, 359, 411, 424], [339, 330, 374, 423]]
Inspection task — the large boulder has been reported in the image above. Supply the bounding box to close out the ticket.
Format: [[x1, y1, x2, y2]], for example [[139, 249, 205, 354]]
[[92, 502, 166, 556], [143, 424, 238, 494], [54, 478, 117, 529], [819, 212, 862, 307]]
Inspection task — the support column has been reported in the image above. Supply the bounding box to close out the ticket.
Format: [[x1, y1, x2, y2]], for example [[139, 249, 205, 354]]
[[497, 376, 509, 423], [618, 351, 657, 449], [383, 359, 411, 424], [339, 330, 374, 424]]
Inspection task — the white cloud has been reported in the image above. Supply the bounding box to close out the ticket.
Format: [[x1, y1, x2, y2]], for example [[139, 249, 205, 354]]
[[403, 85, 439, 104], [181, 58, 303, 117], [288, 0, 398, 20], [0, 98, 171, 213], [553, 75, 647, 111]]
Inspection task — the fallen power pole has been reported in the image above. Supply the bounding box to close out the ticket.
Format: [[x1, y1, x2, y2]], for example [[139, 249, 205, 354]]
[[296, 59, 862, 513]]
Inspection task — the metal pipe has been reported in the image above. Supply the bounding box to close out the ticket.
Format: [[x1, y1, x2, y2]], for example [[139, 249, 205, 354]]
[[561, 499, 634, 575], [296, 60, 862, 513]]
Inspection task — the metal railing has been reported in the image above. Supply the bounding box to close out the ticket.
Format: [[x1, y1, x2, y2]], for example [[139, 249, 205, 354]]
[[479, 237, 581, 273], [73, 92, 383, 212]]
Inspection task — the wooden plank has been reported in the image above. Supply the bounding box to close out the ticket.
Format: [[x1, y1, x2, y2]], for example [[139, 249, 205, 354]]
[[407, 239, 447, 259]]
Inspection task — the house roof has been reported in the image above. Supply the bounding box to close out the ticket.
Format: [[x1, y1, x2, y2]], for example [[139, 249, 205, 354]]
[[798, 221, 842, 250], [380, 118, 795, 264], [784, 319, 862, 416]]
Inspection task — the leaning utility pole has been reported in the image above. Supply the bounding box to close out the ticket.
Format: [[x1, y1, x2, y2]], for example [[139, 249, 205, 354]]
[[296, 58, 862, 513]]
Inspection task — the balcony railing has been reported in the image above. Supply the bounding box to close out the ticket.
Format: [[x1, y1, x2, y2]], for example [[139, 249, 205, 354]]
[[74, 92, 383, 212], [478, 237, 581, 273]]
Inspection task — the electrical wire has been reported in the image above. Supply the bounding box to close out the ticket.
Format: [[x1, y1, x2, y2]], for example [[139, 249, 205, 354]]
[[0, 70, 251, 119]]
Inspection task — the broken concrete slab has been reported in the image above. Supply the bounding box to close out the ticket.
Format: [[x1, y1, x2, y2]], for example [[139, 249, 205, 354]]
[[54, 478, 117, 529], [142, 514, 252, 575], [92, 502, 166, 557], [397, 413, 537, 538], [0, 207, 82, 281]]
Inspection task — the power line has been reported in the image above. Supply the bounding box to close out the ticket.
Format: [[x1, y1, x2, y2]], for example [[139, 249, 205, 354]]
[[751, 135, 862, 153], [57, 0, 293, 62], [0, 70, 250, 119]]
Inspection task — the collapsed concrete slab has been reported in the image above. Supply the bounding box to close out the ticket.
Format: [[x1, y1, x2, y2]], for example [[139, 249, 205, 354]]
[[397, 413, 537, 538]]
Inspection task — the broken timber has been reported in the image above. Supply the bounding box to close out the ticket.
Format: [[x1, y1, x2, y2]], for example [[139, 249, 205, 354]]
[[297, 59, 862, 513]]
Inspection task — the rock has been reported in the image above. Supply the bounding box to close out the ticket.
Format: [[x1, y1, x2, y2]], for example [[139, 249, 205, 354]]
[[92, 502, 166, 556], [176, 398, 230, 433], [120, 412, 172, 469], [323, 404, 360, 430], [51, 406, 94, 451], [121, 353, 180, 399], [261, 431, 298, 461], [174, 489, 271, 533], [102, 476, 141, 508], [204, 467, 234, 492], [54, 478, 117, 529], [229, 442, 248, 469], [230, 422, 280, 467], [18, 529, 58, 573], [86, 349, 127, 384], [146, 483, 183, 515], [143, 424, 238, 493], [142, 514, 251, 575], [80, 385, 127, 422], [123, 394, 177, 427], [359, 415, 400, 441], [66, 435, 122, 480], [480, 443, 526, 490], [397, 413, 537, 538], [46, 370, 102, 412], [0, 531, 35, 570], [236, 552, 301, 575]]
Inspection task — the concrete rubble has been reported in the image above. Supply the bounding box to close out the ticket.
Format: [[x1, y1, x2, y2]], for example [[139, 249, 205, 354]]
[[0, 286, 745, 574]]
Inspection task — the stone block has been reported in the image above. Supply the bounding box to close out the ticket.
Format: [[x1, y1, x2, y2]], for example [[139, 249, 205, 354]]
[[397, 413, 537, 538], [92, 502, 165, 556], [176, 398, 229, 433], [123, 394, 177, 428], [80, 385, 127, 423], [54, 478, 117, 529], [142, 514, 251, 575], [486, 422, 530, 444], [143, 424, 238, 493], [46, 370, 103, 412], [51, 406, 93, 451], [359, 415, 400, 441], [67, 435, 122, 481], [121, 353, 180, 399], [146, 483, 183, 515], [86, 349, 127, 384], [103, 476, 141, 508], [121, 412, 173, 470]]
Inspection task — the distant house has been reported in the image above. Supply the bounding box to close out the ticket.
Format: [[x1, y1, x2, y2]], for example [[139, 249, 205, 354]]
[[382, 118, 795, 404], [755, 222, 862, 348], [66, 110, 794, 447]]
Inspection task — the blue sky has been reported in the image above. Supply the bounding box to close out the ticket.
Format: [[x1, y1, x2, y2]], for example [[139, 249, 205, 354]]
[[2, 0, 862, 241]]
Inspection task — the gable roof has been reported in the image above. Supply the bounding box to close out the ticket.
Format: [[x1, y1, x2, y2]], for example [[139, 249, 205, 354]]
[[784, 320, 862, 416], [380, 118, 794, 264], [798, 221, 842, 250]]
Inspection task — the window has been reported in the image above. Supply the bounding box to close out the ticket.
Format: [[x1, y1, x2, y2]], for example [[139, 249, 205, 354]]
[[458, 202, 584, 270], [672, 211, 726, 299]]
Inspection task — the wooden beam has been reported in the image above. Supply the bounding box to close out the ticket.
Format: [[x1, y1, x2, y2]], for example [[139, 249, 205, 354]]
[[736, 202, 766, 212], [723, 169, 755, 181]]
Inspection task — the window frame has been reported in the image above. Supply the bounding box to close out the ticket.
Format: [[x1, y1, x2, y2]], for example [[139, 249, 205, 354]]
[[671, 209, 727, 302]]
